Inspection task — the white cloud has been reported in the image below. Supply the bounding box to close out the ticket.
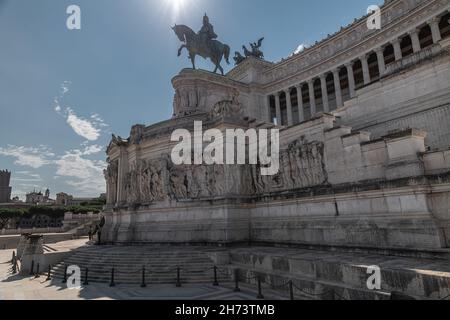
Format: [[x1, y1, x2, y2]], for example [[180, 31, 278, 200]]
[[66, 108, 102, 141], [0, 145, 54, 168], [53, 81, 108, 141], [82, 145, 103, 155], [294, 43, 307, 55], [54, 151, 106, 195]]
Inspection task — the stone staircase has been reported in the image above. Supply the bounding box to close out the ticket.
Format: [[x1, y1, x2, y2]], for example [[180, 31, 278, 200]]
[[51, 245, 231, 285]]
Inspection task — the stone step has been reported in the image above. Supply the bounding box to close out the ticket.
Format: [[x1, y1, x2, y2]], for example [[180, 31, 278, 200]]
[[51, 245, 228, 285]]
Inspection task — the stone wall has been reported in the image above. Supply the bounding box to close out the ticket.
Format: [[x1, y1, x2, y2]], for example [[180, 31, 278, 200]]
[[103, 109, 450, 249]]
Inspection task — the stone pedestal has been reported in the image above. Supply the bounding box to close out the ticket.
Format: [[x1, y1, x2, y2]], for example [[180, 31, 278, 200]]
[[385, 129, 426, 180], [20, 234, 44, 275]]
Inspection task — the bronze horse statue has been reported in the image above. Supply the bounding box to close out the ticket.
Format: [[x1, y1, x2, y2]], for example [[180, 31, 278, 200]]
[[172, 24, 230, 75]]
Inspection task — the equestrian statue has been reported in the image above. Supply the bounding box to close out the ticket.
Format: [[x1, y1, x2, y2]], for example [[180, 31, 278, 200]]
[[172, 14, 231, 75]]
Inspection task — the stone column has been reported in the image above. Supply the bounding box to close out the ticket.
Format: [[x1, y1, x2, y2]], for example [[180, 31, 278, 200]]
[[332, 68, 343, 108], [361, 55, 371, 85], [296, 85, 304, 123], [428, 17, 442, 44], [275, 93, 282, 126], [320, 74, 329, 112], [392, 38, 402, 61], [409, 29, 421, 53], [308, 79, 316, 117], [266, 95, 272, 123], [284, 89, 293, 126], [345, 62, 356, 98], [117, 147, 129, 204], [375, 47, 386, 75]]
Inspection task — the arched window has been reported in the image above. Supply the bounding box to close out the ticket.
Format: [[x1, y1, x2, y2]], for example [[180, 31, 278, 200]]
[[280, 91, 287, 126], [367, 52, 380, 81], [269, 95, 276, 124], [301, 84, 311, 121], [418, 25, 433, 49], [400, 35, 413, 57], [326, 73, 337, 111], [439, 13, 450, 39], [339, 67, 351, 103], [384, 44, 395, 65], [353, 60, 364, 89], [313, 78, 323, 113], [290, 88, 299, 125]]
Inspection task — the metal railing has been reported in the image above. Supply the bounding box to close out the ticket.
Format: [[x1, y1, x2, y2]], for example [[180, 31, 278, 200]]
[[12, 257, 450, 301]]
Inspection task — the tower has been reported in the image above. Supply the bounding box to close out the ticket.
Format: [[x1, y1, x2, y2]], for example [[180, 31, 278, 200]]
[[0, 170, 12, 203]]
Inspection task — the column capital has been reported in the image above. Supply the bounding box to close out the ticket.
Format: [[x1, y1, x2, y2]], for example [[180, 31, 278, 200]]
[[332, 67, 340, 75], [344, 61, 354, 68], [374, 46, 384, 54], [307, 78, 315, 85], [295, 84, 303, 90], [284, 88, 291, 95], [408, 28, 419, 36], [391, 37, 401, 45], [319, 73, 327, 80], [427, 16, 440, 25], [359, 53, 369, 60]]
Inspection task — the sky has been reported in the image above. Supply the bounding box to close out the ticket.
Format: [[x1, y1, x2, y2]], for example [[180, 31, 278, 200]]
[[0, 0, 382, 200]]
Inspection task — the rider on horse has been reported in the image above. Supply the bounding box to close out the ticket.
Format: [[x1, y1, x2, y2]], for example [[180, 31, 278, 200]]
[[198, 14, 217, 53]]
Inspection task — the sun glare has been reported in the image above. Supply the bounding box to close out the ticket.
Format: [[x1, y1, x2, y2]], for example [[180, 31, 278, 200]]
[[170, 0, 185, 13]]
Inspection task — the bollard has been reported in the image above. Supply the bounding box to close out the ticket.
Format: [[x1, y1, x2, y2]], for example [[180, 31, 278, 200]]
[[234, 269, 241, 292], [62, 265, 68, 284], [12, 258, 17, 274], [289, 280, 294, 300], [257, 275, 264, 299], [11, 251, 16, 264], [29, 260, 35, 276], [46, 265, 52, 281], [213, 266, 219, 286], [35, 263, 40, 278], [83, 268, 89, 286], [141, 266, 146, 288], [110, 267, 115, 287], [176, 267, 182, 288]]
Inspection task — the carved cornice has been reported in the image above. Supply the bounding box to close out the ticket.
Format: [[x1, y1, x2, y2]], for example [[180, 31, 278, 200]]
[[172, 68, 251, 92]]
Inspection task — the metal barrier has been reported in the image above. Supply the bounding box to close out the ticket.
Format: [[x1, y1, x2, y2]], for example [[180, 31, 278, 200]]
[[46, 265, 52, 281], [40, 262, 419, 301], [109, 267, 115, 287], [141, 266, 146, 288], [83, 267, 89, 286]]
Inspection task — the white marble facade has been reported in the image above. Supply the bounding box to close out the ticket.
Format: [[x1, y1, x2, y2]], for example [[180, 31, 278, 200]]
[[103, 0, 450, 250]]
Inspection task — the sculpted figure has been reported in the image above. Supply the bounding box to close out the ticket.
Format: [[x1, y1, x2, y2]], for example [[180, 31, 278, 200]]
[[169, 167, 188, 200], [140, 161, 152, 202], [105, 160, 118, 204], [213, 165, 226, 196], [198, 14, 217, 51], [172, 14, 230, 75], [280, 151, 293, 189]]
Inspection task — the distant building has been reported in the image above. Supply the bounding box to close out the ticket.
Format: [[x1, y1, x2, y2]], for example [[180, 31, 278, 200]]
[[0, 170, 12, 203], [26, 188, 54, 205], [56, 192, 73, 206], [56, 192, 103, 206]]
